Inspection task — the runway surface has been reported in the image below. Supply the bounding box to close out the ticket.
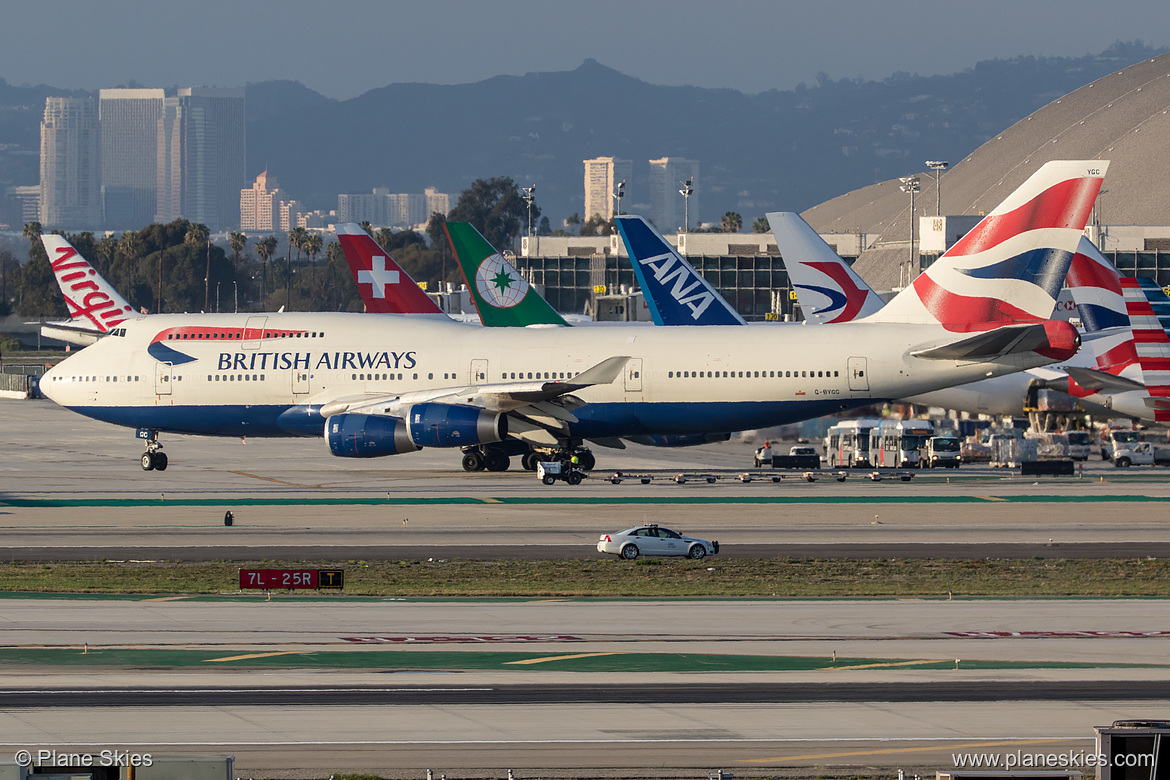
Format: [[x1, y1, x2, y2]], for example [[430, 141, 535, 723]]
[[6, 399, 1170, 776]]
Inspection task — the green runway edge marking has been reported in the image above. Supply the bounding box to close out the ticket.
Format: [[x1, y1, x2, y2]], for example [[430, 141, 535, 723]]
[[0, 647, 1161, 672], [4, 494, 1170, 508]]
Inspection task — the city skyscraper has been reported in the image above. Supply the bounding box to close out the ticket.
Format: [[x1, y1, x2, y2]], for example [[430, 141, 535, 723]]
[[239, 170, 282, 231], [583, 157, 632, 222], [99, 88, 165, 229], [649, 157, 700, 232], [40, 97, 101, 230], [155, 88, 246, 231]]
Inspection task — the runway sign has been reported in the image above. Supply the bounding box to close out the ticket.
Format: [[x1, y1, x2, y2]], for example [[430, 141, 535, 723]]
[[239, 568, 345, 590]]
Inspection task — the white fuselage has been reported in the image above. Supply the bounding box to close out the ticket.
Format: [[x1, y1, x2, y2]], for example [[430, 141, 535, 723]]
[[41, 311, 1062, 443]]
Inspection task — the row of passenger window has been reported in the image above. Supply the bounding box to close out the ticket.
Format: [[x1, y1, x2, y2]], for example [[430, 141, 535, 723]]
[[167, 330, 325, 340], [207, 375, 265, 382], [49, 375, 142, 383], [668, 369, 840, 379]]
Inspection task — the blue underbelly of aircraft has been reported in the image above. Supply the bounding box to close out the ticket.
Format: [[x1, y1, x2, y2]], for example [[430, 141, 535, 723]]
[[66, 397, 876, 440]]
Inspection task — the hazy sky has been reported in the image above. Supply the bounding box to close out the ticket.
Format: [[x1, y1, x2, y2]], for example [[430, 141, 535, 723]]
[[4, 0, 1169, 98]]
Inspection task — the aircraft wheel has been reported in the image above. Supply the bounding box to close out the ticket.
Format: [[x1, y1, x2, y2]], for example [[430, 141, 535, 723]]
[[576, 450, 596, 471], [462, 450, 485, 472], [141, 452, 156, 471], [484, 450, 509, 472], [154, 452, 168, 471]]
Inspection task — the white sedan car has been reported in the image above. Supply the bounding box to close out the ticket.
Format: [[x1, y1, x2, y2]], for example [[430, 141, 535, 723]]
[[597, 524, 719, 560]]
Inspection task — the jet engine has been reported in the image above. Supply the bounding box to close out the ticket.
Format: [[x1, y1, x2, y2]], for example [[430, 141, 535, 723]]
[[406, 402, 507, 448], [326, 413, 420, 458]]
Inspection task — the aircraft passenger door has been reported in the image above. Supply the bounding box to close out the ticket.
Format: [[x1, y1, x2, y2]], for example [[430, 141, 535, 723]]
[[624, 358, 643, 392], [155, 362, 172, 396], [292, 369, 310, 396], [243, 316, 267, 350], [470, 358, 489, 385], [847, 357, 869, 391]]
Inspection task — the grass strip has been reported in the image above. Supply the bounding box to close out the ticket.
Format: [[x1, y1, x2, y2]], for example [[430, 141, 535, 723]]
[[0, 557, 1168, 598]]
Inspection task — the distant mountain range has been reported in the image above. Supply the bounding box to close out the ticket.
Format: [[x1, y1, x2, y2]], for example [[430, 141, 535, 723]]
[[1, 40, 1165, 230]]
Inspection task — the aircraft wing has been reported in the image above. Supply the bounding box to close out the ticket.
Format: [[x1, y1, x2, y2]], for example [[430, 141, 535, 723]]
[[320, 355, 630, 421], [39, 320, 108, 347], [911, 322, 1079, 362], [1062, 366, 1146, 394]]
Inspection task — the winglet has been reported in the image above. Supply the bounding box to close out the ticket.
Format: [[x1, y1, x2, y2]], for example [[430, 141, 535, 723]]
[[40, 234, 135, 332], [336, 223, 444, 315]]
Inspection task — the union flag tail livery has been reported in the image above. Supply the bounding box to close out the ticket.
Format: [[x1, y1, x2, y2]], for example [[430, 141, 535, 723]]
[[765, 211, 885, 324], [41, 234, 135, 332], [443, 221, 568, 327], [336, 224, 443, 315], [614, 216, 746, 326], [869, 160, 1108, 331], [1122, 277, 1170, 420]]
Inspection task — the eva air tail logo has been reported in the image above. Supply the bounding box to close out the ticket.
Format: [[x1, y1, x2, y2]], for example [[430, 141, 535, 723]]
[[475, 252, 529, 308]]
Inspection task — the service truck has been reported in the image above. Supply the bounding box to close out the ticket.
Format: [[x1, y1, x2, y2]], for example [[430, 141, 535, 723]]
[[924, 435, 962, 468]]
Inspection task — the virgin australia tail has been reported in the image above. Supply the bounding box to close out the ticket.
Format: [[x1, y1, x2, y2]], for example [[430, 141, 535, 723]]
[[444, 221, 568, 327], [867, 160, 1108, 331], [614, 216, 746, 325], [336, 223, 444, 315], [41, 234, 136, 332], [765, 211, 884, 324]]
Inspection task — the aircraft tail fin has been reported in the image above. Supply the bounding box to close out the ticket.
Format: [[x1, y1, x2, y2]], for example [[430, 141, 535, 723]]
[[1066, 236, 1127, 333], [40, 233, 136, 331], [1122, 277, 1170, 420], [614, 216, 746, 326], [868, 160, 1107, 331], [444, 221, 567, 327], [336, 223, 443, 315], [765, 211, 884, 324]]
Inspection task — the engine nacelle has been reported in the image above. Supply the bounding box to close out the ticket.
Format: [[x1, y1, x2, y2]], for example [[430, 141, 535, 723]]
[[326, 413, 420, 458], [406, 402, 506, 448]]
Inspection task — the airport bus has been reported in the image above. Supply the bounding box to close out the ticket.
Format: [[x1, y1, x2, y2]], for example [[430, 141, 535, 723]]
[[824, 418, 882, 468], [868, 419, 935, 468]]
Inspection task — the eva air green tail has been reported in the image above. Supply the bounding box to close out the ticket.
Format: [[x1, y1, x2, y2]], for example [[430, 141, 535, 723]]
[[444, 221, 568, 327]]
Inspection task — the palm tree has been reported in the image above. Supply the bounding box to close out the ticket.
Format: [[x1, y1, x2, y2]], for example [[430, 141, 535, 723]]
[[228, 231, 247, 272], [186, 223, 211, 311], [359, 221, 373, 236], [374, 228, 394, 252], [287, 227, 309, 310], [304, 233, 323, 292], [22, 221, 42, 247], [721, 212, 743, 233], [752, 217, 770, 234], [115, 230, 149, 310], [256, 235, 277, 304]]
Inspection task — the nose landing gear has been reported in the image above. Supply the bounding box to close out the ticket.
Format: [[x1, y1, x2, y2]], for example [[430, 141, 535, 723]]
[[136, 428, 168, 471]]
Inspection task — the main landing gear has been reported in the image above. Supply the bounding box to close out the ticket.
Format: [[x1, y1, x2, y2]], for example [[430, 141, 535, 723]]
[[137, 429, 168, 472], [461, 443, 514, 472]]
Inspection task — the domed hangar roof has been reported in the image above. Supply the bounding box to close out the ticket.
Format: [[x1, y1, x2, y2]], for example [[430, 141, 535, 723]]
[[803, 52, 1170, 289]]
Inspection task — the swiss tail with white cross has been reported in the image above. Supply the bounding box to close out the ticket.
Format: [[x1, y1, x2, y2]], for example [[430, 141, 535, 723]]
[[336, 223, 444, 315]]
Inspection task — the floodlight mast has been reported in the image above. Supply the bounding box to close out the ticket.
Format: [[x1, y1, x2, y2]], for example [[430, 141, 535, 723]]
[[521, 185, 536, 239], [679, 178, 693, 233], [899, 175, 921, 288], [926, 161, 948, 216]]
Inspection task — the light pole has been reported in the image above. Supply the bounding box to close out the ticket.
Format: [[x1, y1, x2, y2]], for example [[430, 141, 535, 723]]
[[679, 178, 693, 233], [900, 175, 921, 288], [613, 179, 625, 218], [521, 185, 536, 239], [926, 160, 948, 216], [233, 281, 238, 314], [216, 282, 221, 313]]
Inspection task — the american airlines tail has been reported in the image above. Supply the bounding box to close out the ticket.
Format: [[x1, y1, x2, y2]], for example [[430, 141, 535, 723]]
[[868, 160, 1108, 332], [335, 223, 444, 315], [613, 216, 746, 326], [1122, 277, 1170, 420], [765, 211, 885, 324], [41, 234, 136, 332]]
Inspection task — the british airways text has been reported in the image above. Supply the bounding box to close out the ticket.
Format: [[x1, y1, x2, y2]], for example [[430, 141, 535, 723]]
[[217, 351, 417, 371]]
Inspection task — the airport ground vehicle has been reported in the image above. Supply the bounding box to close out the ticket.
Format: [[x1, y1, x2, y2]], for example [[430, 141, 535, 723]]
[[536, 460, 585, 485], [1067, 430, 1092, 460], [1111, 440, 1170, 467], [754, 444, 821, 468], [924, 435, 962, 468], [597, 524, 718, 560], [824, 418, 882, 468], [1101, 429, 1140, 461], [869, 419, 934, 468]]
